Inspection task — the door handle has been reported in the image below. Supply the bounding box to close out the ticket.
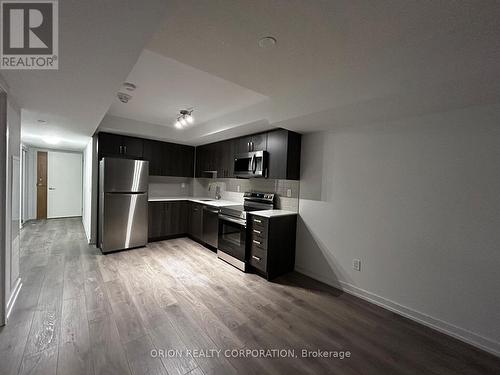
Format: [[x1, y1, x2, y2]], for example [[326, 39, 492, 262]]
[[49, 187, 56, 190], [253, 240, 261, 245], [253, 219, 262, 223], [252, 255, 261, 261], [253, 229, 261, 234], [251, 154, 256, 173]]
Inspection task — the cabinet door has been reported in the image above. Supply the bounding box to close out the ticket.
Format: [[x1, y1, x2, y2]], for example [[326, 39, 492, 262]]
[[99, 132, 123, 157], [178, 201, 189, 233], [122, 135, 143, 159], [195, 145, 206, 177], [163, 201, 187, 236], [188, 203, 203, 240], [207, 143, 218, 172], [148, 202, 165, 239], [162, 143, 178, 176], [234, 136, 252, 154], [167, 144, 194, 177], [178, 145, 195, 177], [220, 140, 234, 178], [266, 129, 288, 179], [251, 133, 267, 151], [212, 141, 225, 178], [143, 140, 163, 175]]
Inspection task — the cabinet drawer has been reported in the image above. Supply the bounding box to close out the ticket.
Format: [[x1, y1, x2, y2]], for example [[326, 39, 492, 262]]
[[250, 224, 267, 240], [250, 215, 268, 226], [249, 246, 267, 272], [250, 216, 268, 234], [250, 236, 267, 251]]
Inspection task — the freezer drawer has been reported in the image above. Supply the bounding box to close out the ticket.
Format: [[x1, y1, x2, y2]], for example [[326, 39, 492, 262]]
[[100, 158, 149, 193], [100, 193, 148, 253]]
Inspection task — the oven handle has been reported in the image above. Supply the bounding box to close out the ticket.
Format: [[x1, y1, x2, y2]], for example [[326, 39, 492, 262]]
[[218, 214, 247, 227]]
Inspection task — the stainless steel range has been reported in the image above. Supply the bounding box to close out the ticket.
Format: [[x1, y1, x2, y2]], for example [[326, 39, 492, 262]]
[[217, 192, 274, 271]]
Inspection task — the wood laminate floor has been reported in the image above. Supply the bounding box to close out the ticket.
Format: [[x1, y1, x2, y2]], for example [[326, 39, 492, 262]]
[[1, 218, 499, 375]]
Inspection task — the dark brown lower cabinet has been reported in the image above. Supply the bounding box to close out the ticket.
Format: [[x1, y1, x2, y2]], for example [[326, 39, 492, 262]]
[[247, 213, 297, 280], [188, 202, 203, 242], [148, 201, 188, 241]]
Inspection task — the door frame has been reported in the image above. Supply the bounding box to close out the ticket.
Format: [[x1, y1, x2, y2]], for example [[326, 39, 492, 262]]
[[21, 146, 28, 226], [0, 87, 6, 325], [36, 151, 47, 219]]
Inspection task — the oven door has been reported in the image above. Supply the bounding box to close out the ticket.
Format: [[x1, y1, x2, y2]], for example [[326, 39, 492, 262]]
[[217, 214, 247, 270]]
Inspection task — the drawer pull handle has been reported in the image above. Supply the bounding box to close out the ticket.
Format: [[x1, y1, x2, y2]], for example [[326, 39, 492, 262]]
[[253, 240, 261, 245], [252, 255, 261, 261], [254, 219, 262, 223], [253, 229, 261, 234]]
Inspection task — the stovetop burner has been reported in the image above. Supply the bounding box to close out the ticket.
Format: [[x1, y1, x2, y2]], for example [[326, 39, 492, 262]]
[[219, 192, 275, 220]]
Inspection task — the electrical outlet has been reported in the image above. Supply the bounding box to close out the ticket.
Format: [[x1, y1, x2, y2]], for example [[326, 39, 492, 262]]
[[352, 259, 361, 272], [287, 188, 292, 197]]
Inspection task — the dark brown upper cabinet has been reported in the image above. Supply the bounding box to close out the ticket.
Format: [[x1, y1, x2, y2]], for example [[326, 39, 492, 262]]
[[98, 132, 144, 159], [195, 140, 233, 178], [264, 129, 301, 180], [143, 139, 194, 177], [196, 128, 300, 180], [99, 132, 194, 177], [234, 132, 267, 153]]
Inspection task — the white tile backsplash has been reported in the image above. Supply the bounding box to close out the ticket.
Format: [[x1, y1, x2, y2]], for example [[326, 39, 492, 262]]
[[149, 176, 193, 197], [149, 176, 299, 212], [194, 177, 299, 211]]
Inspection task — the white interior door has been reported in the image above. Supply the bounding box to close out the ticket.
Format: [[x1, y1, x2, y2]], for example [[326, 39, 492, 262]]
[[48, 151, 83, 218]]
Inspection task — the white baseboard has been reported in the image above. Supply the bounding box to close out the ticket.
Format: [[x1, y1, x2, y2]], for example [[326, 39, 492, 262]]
[[295, 266, 500, 358], [5, 278, 22, 322]]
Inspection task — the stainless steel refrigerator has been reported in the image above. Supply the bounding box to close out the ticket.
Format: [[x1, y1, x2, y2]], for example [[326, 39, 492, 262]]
[[99, 158, 149, 253]]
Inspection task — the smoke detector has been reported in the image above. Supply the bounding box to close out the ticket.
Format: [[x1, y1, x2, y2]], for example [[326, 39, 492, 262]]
[[117, 92, 132, 103]]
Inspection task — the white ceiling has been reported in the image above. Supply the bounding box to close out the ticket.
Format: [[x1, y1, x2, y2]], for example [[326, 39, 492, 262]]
[[3, 1, 500, 149], [1, 0, 169, 150], [107, 50, 267, 128], [100, 0, 500, 145]]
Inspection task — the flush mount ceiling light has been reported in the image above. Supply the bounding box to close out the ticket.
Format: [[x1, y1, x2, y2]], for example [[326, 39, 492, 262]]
[[43, 135, 60, 145], [175, 109, 194, 129], [258, 36, 277, 49]]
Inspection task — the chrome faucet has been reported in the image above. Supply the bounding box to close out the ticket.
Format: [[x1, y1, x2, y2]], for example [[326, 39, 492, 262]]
[[208, 183, 222, 200]]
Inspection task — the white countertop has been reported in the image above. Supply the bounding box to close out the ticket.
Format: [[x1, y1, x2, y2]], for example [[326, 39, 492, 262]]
[[249, 209, 298, 218], [148, 197, 241, 207], [148, 197, 297, 215]]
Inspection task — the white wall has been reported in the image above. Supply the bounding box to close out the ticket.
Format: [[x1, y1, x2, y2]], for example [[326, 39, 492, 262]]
[[296, 103, 500, 356], [82, 140, 93, 242], [25, 147, 84, 221]]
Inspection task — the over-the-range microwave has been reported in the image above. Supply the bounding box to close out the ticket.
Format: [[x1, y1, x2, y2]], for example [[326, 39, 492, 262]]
[[233, 150, 268, 178]]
